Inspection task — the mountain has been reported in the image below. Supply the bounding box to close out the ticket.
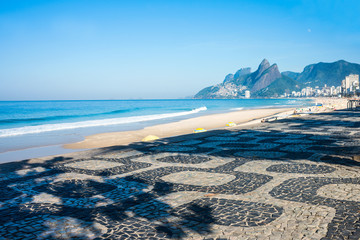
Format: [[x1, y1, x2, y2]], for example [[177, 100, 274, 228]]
[[251, 62, 282, 92], [234, 68, 251, 80], [256, 75, 299, 97], [194, 59, 298, 99], [294, 60, 360, 87], [194, 59, 360, 99], [282, 71, 300, 80]]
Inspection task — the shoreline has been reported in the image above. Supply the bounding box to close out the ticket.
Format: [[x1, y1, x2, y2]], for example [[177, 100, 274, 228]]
[[64, 97, 347, 150], [0, 97, 348, 163], [64, 108, 294, 149], [0, 107, 295, 164], [0, 107, 294, 163], [0, 98, 358, 239]]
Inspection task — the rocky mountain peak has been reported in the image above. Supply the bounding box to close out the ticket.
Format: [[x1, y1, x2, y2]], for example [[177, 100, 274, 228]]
[[234, 67, 251, 79], [251, 64, 281, 93], [271, 64, 280, 73], [255, 59, 271, 79], [260, 58, 270, 68], [194, 58, 360, 99], [223, 74, 234, 83]]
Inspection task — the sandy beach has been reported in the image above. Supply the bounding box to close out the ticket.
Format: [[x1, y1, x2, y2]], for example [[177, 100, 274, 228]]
[[0, 98, 347, 164], [2, 1, 359, 238], [64, 97, 348, 150], [0, 97, 359, 239], [64, 108, 293, 149]]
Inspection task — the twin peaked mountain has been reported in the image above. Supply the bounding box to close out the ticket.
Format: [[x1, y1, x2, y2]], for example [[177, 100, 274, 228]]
[[194, 59, 360, 98]]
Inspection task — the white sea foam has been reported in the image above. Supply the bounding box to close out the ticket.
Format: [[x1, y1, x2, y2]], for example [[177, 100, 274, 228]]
[[230, 107, 244, 111], [0, 107, 207, 138]]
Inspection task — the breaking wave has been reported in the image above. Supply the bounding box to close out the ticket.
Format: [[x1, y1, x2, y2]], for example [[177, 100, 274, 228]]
[[0, 107, 207, 137]]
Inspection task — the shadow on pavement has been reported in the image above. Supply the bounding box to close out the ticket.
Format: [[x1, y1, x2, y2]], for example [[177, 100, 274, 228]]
[[0, 110, 360, 238]]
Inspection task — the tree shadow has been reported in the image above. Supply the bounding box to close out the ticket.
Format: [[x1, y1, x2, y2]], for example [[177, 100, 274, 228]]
[[1, 109, 360, 239], [0, 156, 217, 239]]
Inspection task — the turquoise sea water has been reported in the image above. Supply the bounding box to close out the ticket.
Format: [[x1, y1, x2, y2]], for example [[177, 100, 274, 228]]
[[0, 99, 312, 162]]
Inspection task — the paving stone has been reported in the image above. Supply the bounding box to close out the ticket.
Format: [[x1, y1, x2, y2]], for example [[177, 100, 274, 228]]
[[33, 179, 117, 198], [125, 164, 272, 195], [173, 197, 283, 227], [266, 163, 336, 174], [53, 158, 152, 176], [156, 155, 212, 164], [269, 177, 360, 239], [1, 110, 360, 239]]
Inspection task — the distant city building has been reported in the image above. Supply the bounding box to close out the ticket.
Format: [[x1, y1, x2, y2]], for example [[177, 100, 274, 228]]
[[282, 74, 359, 98], [336, 86, 342, 95], [342, 74, 359, 94], [244, 90, 251, 98], [330, 86, 335, 95]]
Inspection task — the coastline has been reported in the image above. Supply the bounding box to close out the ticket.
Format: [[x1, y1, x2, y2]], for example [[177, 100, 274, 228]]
[[0, 98, 357, 239], [64, 108, 294, 149], [64, 97, 347, 150], [0, 97, 348, 163]]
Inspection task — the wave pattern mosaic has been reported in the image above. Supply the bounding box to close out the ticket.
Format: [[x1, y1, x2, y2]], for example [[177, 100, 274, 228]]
[[0, 110, 360, 239]]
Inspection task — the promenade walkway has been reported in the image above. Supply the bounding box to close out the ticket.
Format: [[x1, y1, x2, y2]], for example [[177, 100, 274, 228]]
[[0, 110, 360, 239]]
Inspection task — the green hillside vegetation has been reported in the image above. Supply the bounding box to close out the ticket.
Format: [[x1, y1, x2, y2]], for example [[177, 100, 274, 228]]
[[296, 60, 360, 87], [194, 86, 219, 99], [255, 75, 300, 97], [282, 71, 300, 80]]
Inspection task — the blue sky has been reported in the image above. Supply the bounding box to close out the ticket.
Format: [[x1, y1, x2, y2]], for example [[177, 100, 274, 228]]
[[0, 0, 359, 100]]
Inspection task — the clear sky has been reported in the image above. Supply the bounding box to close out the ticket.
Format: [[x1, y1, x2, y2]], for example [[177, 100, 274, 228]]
[[0, 0, 359, 100]]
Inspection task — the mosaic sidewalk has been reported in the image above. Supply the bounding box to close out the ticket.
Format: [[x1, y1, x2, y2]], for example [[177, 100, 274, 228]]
[[1, 110, 360, 239]]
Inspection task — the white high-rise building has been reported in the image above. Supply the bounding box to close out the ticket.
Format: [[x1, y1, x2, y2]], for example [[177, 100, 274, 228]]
[[305, 87, 312, 96], [244, 90, 251, 98], [342, 74, 359, 93], [330, 86, 336, 95]]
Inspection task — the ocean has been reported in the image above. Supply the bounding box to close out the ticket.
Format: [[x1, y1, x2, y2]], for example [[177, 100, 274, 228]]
[[0, 99, 312, 162]]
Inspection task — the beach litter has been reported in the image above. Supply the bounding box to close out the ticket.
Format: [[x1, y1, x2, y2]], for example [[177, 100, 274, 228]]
[[261, 117, 278, 123], [142, 135, 160, 142], [226, 122, 237, 127], [193, 128, 207, 133]]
